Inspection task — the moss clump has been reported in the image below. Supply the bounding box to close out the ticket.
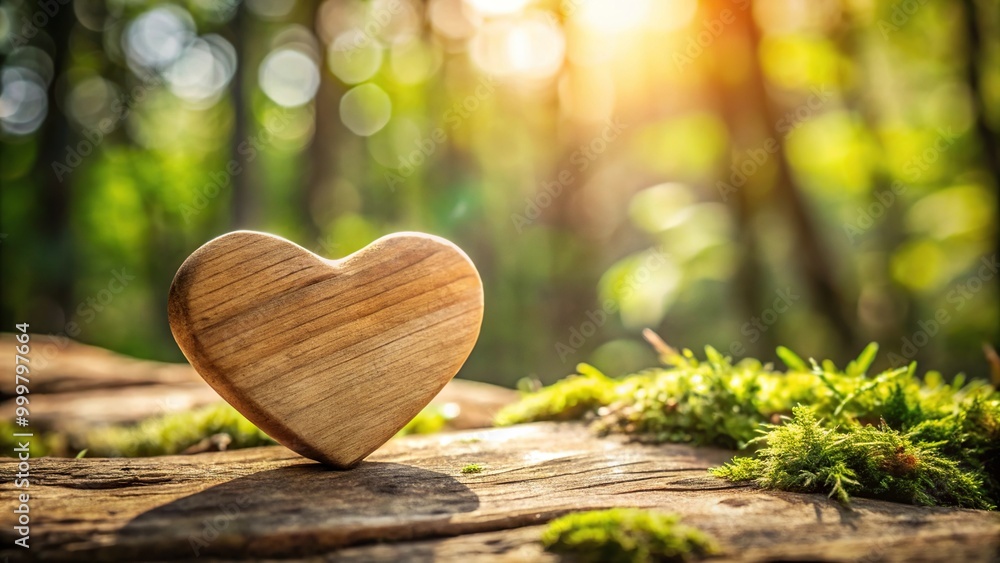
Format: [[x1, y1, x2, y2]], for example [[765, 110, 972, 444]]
[[0, 420, 61, 457], [906, 395, 1000, 499], [79, 400, 455, 458], [497, 341, 999, 509], [710, 406, 994, 509], [84, 403, 275, 457], [541, 509, 718, 563], [494, 363, 617, 427], [461, 463, 484, 474], [396, 403, 458, 437], [497, 346, 816, 450]]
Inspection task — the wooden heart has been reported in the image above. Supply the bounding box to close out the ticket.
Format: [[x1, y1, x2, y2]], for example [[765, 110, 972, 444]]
[[167, 231, 483, 467]]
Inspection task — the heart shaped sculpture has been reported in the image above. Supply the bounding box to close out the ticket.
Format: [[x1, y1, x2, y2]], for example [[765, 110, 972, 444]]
[[167, 231, 483, 467]]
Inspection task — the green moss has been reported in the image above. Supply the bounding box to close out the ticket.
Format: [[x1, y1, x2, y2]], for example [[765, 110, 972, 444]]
[[396, 403, 458, 437], [710, 406, 994, 509], [496, 346, 812, 449], [498, 342, 999, 509], [0, 420, 61, 457], [495, 364, 617, 427], [907, 395, 1000, 499], [461, 463, 484, 474], [77, 400, 454, 458], [84, 402, 276, 457], [541, 509, 719, 563]]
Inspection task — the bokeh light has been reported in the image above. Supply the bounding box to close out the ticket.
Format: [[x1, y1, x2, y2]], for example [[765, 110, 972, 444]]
[[123, 6, 195, 73], [464, 0, 532, 17], [67, 76, 118, 130], [259, 48, 321, 108], [390, 39, 442, 85], [0, 67, 48, 135], [429, 0, 482, 40], [469, 12, 565, 80], [327, 30, 384, 84], [339, 83, 392, 136], [165, 35, 236, 105]]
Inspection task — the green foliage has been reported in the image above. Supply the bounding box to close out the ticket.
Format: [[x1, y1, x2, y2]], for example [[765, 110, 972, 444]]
[[84, 403, 275, 457], [79, 401, 454, 458], [496, 346, 815, 449], [461, 463, 484, 474], [396, 404, 457, 437], [907, 395, 1000, 502], [494, 364, 617, 427], [541, 509, 718, 563], [594, 353, 773, 450], [710, 406, 993, 509], [0, 420, 60, 457], [498, 343, 999, 509]]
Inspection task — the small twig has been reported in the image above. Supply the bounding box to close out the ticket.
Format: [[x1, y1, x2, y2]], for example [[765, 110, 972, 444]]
[[642, 329, 678, 360], [983, 343, 1000, 386], [182, 433, 232, 455]]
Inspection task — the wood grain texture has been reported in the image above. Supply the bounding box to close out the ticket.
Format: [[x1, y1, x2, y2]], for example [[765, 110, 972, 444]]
[[167, 231, 484, 468], [2, 423, 997, 562]]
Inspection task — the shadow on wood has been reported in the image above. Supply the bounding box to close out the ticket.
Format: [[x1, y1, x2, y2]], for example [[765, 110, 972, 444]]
[[103, 462, 480, 560]]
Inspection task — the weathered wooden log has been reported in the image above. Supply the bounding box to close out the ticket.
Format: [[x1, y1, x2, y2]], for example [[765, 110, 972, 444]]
[[2, 423, 997, 562], [0, 334, 516, 436]]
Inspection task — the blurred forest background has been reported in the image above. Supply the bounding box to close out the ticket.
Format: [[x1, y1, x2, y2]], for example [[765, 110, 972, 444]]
[[1, 0, 998, 387]]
